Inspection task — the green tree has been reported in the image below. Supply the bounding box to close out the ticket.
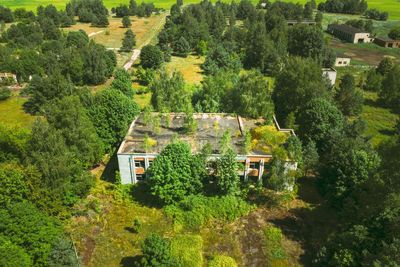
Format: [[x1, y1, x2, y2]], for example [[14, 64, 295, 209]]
[[379, 63, 400, 112], [44, 96, 105, 167], [122, 15, 132, 28], [88, 88, 140, 152], [0, 236, 32, 267], [174, 36, 191, 57], [141, 233, 180, 266], [120, 29, 136, 52], [364, 68, 382, 92], [273, 57, 332, 124], [215, 148, 239, 195], [302, 140, 319, 175], [47, 237, 81, 267], [147, 142, 206, 204], [388, 27, 400, 40], [111, 69, 134, 98], [140, 45, 164, 69], [377, 57, 394, 75], [150, 69, 190, 112], [219, 129, 232, 154], [297, 98, 344, 148], [92, 14, 109, 27], [0, 201, 62, 266], [0, 87, 11, 100], [231, 70, 274, 121], [195, 40, 207, 56], [0, 164, 28, 206], [335, 73, 363, 116], [288, 24, 325, 62]]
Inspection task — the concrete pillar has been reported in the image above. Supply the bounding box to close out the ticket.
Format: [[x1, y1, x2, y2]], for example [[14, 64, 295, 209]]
[[130, 156, 136, 184], [258, 159, 264, 180], [144, 157, 149, 179], [244, 158, 249, 182]]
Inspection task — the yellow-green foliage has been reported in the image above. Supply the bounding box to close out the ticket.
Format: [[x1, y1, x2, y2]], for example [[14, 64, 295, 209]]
[[263, 226, 288, 266], [171, 235, 203, 267], [251, 125, 289, 154], [208, 255, 238, 267]]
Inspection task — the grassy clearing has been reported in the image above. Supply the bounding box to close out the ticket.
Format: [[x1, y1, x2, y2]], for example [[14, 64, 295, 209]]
[[0, 97, 35, 128], [361, 90, 398, 146], [165, 55, 205, 85]]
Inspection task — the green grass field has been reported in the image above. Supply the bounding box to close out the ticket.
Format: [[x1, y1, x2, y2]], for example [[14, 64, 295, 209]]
[[2, 0, 400, 20], [0, 97, 35, 128]]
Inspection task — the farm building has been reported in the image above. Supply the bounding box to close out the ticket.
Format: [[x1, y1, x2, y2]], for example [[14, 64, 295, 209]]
[[335, 52, 351, 67], [322, 67, 337, 85], [286, 20, 316, 26], [117, 113, 296, 185], [327, 24, 373, 43], [374, 37, 400, 48]]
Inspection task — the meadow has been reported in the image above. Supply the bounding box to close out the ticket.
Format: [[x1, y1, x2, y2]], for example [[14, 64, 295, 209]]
[[0, 97, 35, 128], [2, 0, 400, 20]]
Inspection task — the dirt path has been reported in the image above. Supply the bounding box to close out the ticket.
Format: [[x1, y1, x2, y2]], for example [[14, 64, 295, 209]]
[[88, 30, 103, 37], [123, 49, 141, 70], [330, 39, 400, 66]]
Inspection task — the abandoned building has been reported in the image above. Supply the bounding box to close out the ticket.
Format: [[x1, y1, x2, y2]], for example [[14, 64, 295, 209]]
[[335, 52, 351, 67], [286, 20, 316, 26], [0, 73, 17, 83], [322, 67, 337, 85], [374, 37, 400, 48], [327, 24, 373, 43], [117, 113, 296, 184]]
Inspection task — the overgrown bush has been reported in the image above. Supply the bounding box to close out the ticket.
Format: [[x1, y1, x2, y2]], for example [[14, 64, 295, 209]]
[[208, 255, 238, 267], [164, 195, 254, 230], [171, 235, 203, 267], [0, 87, 11, 100], [263, 226, 287, 264]]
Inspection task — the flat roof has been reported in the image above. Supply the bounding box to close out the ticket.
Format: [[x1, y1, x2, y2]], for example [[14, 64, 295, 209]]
[[336, 52, 351, 58], [375, 36, 400, 42], [328, 24, 369, 34], [118, 113, 291, 156]]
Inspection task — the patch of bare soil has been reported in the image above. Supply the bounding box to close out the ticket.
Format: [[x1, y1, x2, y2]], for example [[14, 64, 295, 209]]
[[81, 225, 101, 267], [330, 39, 400, 66]]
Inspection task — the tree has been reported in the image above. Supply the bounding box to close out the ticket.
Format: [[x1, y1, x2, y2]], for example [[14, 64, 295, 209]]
[[140, 45, 164, 69], [147, 142, 207, 204], [297, 98, 344, 148], [111, 69, 134, 98], [379, 64, 400, 112], [364, 68, 382, 92], [115, 5, 130, 17], [0, 201, 62, 266], [335, 73, 363, 116], [288, 24, 325, 62], [195, 40, 207, 56], [141, 233, 180, 266], [129, 0, 138, 15], [302, 140, 319, 175], [91, 14, 109, 27], [122, 16, 131, 28], [215, 148, 239, 195], [120, 29, 136, 52], [173, 36, 191, 57], [388, 27, 400, 40], [0, 87, 11, 100], [377, 57, 394, 76], [88, 88, 140, 152], [219, 129, 232, 154], [231, 70, 274, 121], [47, 237, 81, 267], [150, 70, 190, 112], [273, 57, 332, 124], [43, 96, 105, 167], [0, 164, 28, 206], [303, 2, 314, 19], [0, 236, 32, 267]]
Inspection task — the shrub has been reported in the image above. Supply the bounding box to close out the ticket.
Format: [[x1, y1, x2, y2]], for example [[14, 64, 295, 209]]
[[141, 233, 180, 266], [133, 217, 141, 233], [171, 235, 203, 267], [263, 226, 287, 264], [208, 255, 237, 267], [0, 87, 11, 100], [164, 195, 253, 230]]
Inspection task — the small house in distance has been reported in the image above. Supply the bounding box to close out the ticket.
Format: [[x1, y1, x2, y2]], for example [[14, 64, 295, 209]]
[[335, 52, 351, 67], [327, 24, 373, 43], [374, 37, 400, 48], [286, 20, 316, 26], [117, 113, 296, 185], [322, 67, 337, 85]]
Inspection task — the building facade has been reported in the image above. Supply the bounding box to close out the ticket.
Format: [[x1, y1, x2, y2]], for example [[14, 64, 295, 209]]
[[374, 37, 400, 48], [327, 24, 373, 43], [335, 52, 351, 67], [117, 113, 296, 184]]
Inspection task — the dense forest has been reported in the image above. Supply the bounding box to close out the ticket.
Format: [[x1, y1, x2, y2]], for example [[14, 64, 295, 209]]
[[0, 0, 399, 266]]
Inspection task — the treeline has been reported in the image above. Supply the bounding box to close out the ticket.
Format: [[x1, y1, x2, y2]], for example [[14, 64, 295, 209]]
[[112, 0, 159, 18], [317, 0, 388, 20]]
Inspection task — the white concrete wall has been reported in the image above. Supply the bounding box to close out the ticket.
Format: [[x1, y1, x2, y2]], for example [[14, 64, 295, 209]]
[[335, 58, 351, 67], [354, 33, 373, 43], [118, 154, 134, 184]]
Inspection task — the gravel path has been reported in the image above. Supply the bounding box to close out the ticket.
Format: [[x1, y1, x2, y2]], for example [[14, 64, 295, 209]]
[[88, 30, 103, 37]]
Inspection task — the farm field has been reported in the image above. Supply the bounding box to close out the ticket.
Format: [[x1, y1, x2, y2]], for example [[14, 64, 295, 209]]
[[2, 0, 400, 20]]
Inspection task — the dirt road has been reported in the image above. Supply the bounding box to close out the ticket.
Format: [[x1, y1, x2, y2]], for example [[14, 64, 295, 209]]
[[123, 49, 141, 71]]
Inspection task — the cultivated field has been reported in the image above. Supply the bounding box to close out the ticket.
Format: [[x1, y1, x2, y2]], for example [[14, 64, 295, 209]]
[[3, 0, 400, 19]]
